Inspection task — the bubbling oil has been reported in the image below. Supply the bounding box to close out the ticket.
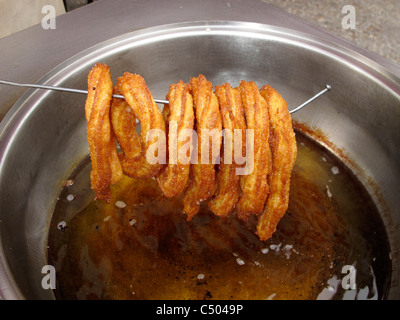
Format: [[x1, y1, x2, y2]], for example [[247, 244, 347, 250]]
[[48, 132, 391, 300]]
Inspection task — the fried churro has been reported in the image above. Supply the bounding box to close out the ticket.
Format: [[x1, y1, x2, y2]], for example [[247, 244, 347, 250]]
[[208, 83, 247, 217], [85, 63, 123, 202], [257, 85, 297, 241], [115, 72, 166, 179], [157, 81, 195, 198], [236, 81, 272, 220], [182, 75, 222, 221], [84, 64, 297, 241]]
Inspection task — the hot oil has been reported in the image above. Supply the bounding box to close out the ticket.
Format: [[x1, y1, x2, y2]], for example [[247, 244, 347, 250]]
[[48, 131, 391, 300]]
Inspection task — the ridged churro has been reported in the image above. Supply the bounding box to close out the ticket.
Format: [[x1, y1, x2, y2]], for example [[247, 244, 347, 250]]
[[257, 85, 297, 241], [182, 75, 222, 221], [236, 81, 272, 220], [208, 83, 247, 217], [84, 64, 297, 241], [115, 72, 166, 178], [85, 63, 123, 202], [157, 81, 195, 198]]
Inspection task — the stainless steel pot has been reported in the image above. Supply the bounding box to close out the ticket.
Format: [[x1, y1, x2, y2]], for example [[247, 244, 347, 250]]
[[0, 21, 399, 299]]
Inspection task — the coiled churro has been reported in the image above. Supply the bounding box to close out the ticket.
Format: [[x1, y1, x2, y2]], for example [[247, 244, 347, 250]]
[[157, 81, 195, 198], [236, 81, 272, 220], [208, 83, 247, 217], [85, 63, 123, 202], [257, 85, 297, 241], [114, 72, 166, 179], [110, 86, 142, 161], [84, 64, 297, 241], [182, 75, 222, 221]]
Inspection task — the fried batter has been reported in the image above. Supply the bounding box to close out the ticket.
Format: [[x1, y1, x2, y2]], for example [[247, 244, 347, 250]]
[[236, 81, 272, 220], [157, 81, 194, 198], [110, 85, 141, 160], [257, 85, 297, 241], [182, 75, 222, 220], [208, 83, 247, 217], [115, 73, 166, 178], [85, 64, 296, 241], [85, 63, 123, 202]]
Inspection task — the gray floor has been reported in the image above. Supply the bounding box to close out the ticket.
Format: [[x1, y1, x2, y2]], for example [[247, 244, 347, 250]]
[[262, 0, 400, 65]]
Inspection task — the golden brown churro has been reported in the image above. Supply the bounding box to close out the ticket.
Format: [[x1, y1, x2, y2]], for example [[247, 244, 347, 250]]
[[236, 81, 272, 220], [85, 63, 123, 202], [84, 63, 297, 241], [182, 75, 222, 221], [157, 81, 195, 198], [110, 86, 142, 161], [208, 83, 247, 217], [257, 85, 297, 241], [115, 72, 166, 178]]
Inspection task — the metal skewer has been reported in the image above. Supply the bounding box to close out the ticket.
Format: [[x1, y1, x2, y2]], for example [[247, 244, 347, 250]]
[[0, 79, 330, 113], [288, 84, 331, 114], [0, 79, 169, 105]]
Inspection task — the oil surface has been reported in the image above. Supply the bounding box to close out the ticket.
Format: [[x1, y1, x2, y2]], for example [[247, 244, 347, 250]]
[[48, 132, 391, 300]]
